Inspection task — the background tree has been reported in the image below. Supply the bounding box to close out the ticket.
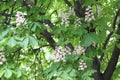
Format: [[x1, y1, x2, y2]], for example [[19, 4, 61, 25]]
[[0, 0, 120, 80]]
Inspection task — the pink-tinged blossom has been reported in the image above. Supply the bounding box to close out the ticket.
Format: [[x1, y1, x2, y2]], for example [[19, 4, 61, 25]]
[[15, 11, 27, 26]]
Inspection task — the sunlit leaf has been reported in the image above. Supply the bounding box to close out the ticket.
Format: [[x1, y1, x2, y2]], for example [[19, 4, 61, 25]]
[[4, 69, 12, 79], [7, 37, 17, 47], [29, 36, 39, 49]]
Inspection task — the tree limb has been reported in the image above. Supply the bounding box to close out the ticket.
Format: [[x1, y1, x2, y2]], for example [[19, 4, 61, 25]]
[[41, 30, 56, 49], [100, 9, 120, 61], [64, 0, 72, 7], [103, 23, 120, 80]]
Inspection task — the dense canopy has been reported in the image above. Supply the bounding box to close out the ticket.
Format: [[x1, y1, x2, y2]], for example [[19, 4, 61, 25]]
[[0, 0, 120, 80]]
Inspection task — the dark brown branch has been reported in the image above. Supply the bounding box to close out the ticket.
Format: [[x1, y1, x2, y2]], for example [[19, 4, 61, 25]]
[[34, 0, 37, 5], [100, 9, 120, 61], [12, 47, 21, 59], [44, 20, 54, 28], [32, 45, 49, 51], [103, 23, 120, 80], [92, 57, 103, 80], [41, 30, 56, 49], [74, 0, 85, 17], [64, 0, 72, 7], [22, 0, 30, 11]]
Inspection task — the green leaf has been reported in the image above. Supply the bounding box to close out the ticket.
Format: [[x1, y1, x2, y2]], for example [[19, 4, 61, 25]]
[[7, 37, 17, 47], [66, 55, 79, 63], [29, 36, 39, 49], [20, 37, 29, 50], [61, 72, 73, 80], [80, 33, 101, 46], [2, 29, 9, 37], [73, 28, 87, 36], [4, 69, 12, 78], [0, 69, 5, 77], [16, 69, 22, 78], [84, 0, 96, 6], [81, 69, 96, 80], [0, 38, 8, 46], [116, 43, 120, 49], [86, 49, 99, 58], [69, 69, 77, 77]]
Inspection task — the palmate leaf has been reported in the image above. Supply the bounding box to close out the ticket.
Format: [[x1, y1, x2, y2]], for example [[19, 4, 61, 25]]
[[7, 37, 17, 47], [61, 71, 73, 80], [4, 69, 12, 79], [0, 69, 5, 78], [81, 69, 96, 80], [29, 36, 39, 49], [20, 37, 29, 50], [72, 27, 87, 37], [84, 0, 96, 6], [69, 69, 77, 77], [16, 69, 22, 78], [80, 32, 101, 46], [0, 38, 8, 46]]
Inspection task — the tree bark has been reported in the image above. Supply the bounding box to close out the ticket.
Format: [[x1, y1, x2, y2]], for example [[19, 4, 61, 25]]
[[103, 23, 120, 80]]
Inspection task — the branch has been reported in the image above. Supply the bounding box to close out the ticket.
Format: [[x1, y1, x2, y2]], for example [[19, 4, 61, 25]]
[[64, 0, 72, 7], [100, 9, 120, 61], [22, 0, 30, 11], [74, 0, 85, 17], [92, 57, 103, 80], [44, 20, 54, 28], [41, 30, 56, 49], [32, 45, 49, 51], [34, 0, 37, 5], [103, 23, 120, 80]]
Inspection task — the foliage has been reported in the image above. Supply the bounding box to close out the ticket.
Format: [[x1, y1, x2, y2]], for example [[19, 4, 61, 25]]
[[0, 0, 120, 80]]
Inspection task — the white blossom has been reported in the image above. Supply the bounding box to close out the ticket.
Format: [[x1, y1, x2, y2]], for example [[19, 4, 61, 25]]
[[51, 45, 85, 62], [72, 46, 85, 54], [78, 59, 87, 70], [60, 7, 75, 26], [64, 46, 72, 54], [0, 52, 6, 65], [52, 46, 66, 62], [15, 11, 27, 26], [74, 17, 82, 27], [85, 6, 95, 22], [61, 12, 70, 26]]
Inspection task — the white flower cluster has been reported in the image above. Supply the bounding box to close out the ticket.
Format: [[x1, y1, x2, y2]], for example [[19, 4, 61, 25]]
[[78, 59, 87, 70], [61, 7, 75, 26], [61, 12, 70, 26], [15, 11, 27, 26], [74, 17, 82, 27], [52, 46, 85, 62], [85, 6, 95, 22], [52, 46, 66, 62], [72, 46, 85, 55], [0, 52, 6, 65]]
